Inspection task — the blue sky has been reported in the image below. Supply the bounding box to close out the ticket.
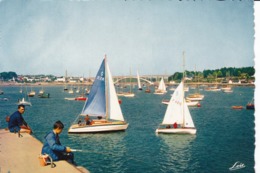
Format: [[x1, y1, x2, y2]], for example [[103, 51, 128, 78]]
[[0, 0, 255, 77]]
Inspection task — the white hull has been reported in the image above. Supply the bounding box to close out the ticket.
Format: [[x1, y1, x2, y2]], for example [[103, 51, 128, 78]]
[[223, 90, 233, 93], [156, 128, 196, 134], [124, 93, 135, 97], [186, 97, 203, 101], [162, 100, 198, 107], [68, 123, 128, 133], [17, 99, 32, 106], [186, 101, 199, 106], [65, 97, 76, 100], [154, 91, 166, 95]]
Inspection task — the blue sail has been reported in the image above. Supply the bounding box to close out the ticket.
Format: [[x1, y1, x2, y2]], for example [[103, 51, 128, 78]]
[[81, 59, 106, 117]]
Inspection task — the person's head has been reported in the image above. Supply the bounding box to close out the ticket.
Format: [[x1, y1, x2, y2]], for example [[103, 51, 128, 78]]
[[53, 120, 64, 134], [18, 105, 25, 114]]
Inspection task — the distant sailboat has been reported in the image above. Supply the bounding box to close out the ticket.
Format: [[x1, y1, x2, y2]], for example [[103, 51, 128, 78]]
[[28, 86, 36, 97], [124, 68, 135, 97], [68, 56, 128, 133], [17, 98, 32, 106], [137, 71, 142, 90], [154, 78, 167, 95]]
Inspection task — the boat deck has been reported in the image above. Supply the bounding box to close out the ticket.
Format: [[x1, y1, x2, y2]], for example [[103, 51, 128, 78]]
[[0, 129, 89, 173]]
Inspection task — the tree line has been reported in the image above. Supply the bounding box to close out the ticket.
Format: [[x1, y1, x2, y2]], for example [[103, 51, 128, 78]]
[[168, 66, 255, 82], [0, 72, 17, 81]]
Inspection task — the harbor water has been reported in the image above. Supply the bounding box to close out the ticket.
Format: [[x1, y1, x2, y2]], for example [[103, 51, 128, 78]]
[[0, 85, 255, 173]]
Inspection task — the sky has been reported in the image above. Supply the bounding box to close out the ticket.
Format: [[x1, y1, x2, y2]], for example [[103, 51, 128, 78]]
[[0, 0, 255, 77]]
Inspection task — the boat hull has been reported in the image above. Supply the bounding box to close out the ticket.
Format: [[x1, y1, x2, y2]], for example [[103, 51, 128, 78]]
[[155, 128, 196, 135], [17, 102, 32, 106], [68, 122, 129, 133]]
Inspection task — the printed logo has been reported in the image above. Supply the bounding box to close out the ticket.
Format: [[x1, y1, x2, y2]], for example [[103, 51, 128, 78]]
[[229, 161, 245, 171]]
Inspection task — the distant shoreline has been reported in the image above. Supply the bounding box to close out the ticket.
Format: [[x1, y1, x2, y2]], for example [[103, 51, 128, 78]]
[[0, 82, 255, 87]]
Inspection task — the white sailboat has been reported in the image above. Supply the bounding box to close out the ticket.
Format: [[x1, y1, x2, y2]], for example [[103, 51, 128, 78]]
[[156, 81, 196, 134], [137, 71, 142, 90], [124, 68, 135, 97], [68, 56, 128, 133], [156, 51, 196, 134], [154, 78, 167, 95], [17, 98, 32, 106]]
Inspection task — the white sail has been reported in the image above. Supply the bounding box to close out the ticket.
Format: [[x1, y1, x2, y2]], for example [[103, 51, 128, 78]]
[[162, 81, 184, 124], [183, 101, 195, 128], [106, 61, 124, 121], [162, 81, 195, 128], [137, 71, 142, 89], [158, 78, 166, 92]]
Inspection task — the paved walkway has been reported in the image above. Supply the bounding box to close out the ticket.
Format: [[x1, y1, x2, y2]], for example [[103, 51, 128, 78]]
[[0, 129, 89, 173]]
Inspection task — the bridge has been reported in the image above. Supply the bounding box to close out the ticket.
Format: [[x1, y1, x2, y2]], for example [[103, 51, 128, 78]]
[[113, 75, 169, 85]]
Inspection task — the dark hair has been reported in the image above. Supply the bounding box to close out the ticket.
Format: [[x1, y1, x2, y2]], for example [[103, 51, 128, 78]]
[[18, 105, 25, 109], [53, 120, 64, 129]]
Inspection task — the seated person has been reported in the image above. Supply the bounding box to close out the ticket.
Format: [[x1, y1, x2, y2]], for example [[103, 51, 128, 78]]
[[8, 105, 32, 134], [85, 115, 92, 125], [173, 122, 178, 129], [77, 119, 82, 126], [41, 121, 75, 165]]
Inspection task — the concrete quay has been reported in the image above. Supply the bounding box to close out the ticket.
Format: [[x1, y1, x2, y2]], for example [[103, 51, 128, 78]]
[[0, 129, 89, 173]]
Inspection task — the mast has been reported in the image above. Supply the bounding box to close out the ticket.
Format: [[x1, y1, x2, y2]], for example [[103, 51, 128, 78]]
[[182, 51, 185, 127]]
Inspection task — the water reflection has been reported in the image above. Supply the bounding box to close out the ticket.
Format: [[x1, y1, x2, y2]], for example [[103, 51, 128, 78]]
[[158, 134, 196, 173], [67, 132, 127, 173]]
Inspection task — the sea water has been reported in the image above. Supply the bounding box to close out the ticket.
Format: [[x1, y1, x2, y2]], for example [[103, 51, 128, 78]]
[[0, 85, 255, 173]]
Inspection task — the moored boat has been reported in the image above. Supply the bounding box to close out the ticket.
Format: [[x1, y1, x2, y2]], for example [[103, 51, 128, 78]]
[[232, 106, 243, 109], [38, 93, 50, 98]]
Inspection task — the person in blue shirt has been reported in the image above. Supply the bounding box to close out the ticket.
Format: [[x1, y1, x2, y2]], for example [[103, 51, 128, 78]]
[[41, 121, 75, 165], [8, 105, 32, 134]]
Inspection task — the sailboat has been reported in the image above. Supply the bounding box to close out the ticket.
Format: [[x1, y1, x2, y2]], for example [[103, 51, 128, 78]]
[[68, 56, 128, 133], [137, 71, 142, 90], [154, 78, 167, 95], [156, 81, 196, 134], [124, 68, 135, 97], [17, 98, 32, 106], [156, 51, 196, 134], [28, 86, 36, 97], [18, 86, 32, 106]]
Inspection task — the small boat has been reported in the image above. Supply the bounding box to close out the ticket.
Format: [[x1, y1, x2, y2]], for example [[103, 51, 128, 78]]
[[65, 97, 75, 100], [232, 106, 243, 109], [17, 98, 32, 106], [124, 92, 135, 97], [246, 103, 254, 110], [246, 98, 254, 110], [28, 91, 36, 97], [223, 89, 233, 93], [38, 93, 50, 98], [68, 56, 128, 133], [39, 88, 44, 94], [75, 95, 87, 101], [0, 90, 4, 95], [0, 97, 8, 101], [68, 88, 74, 94], [145, 88, 151, 93], [186, 93, 204, 101]]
